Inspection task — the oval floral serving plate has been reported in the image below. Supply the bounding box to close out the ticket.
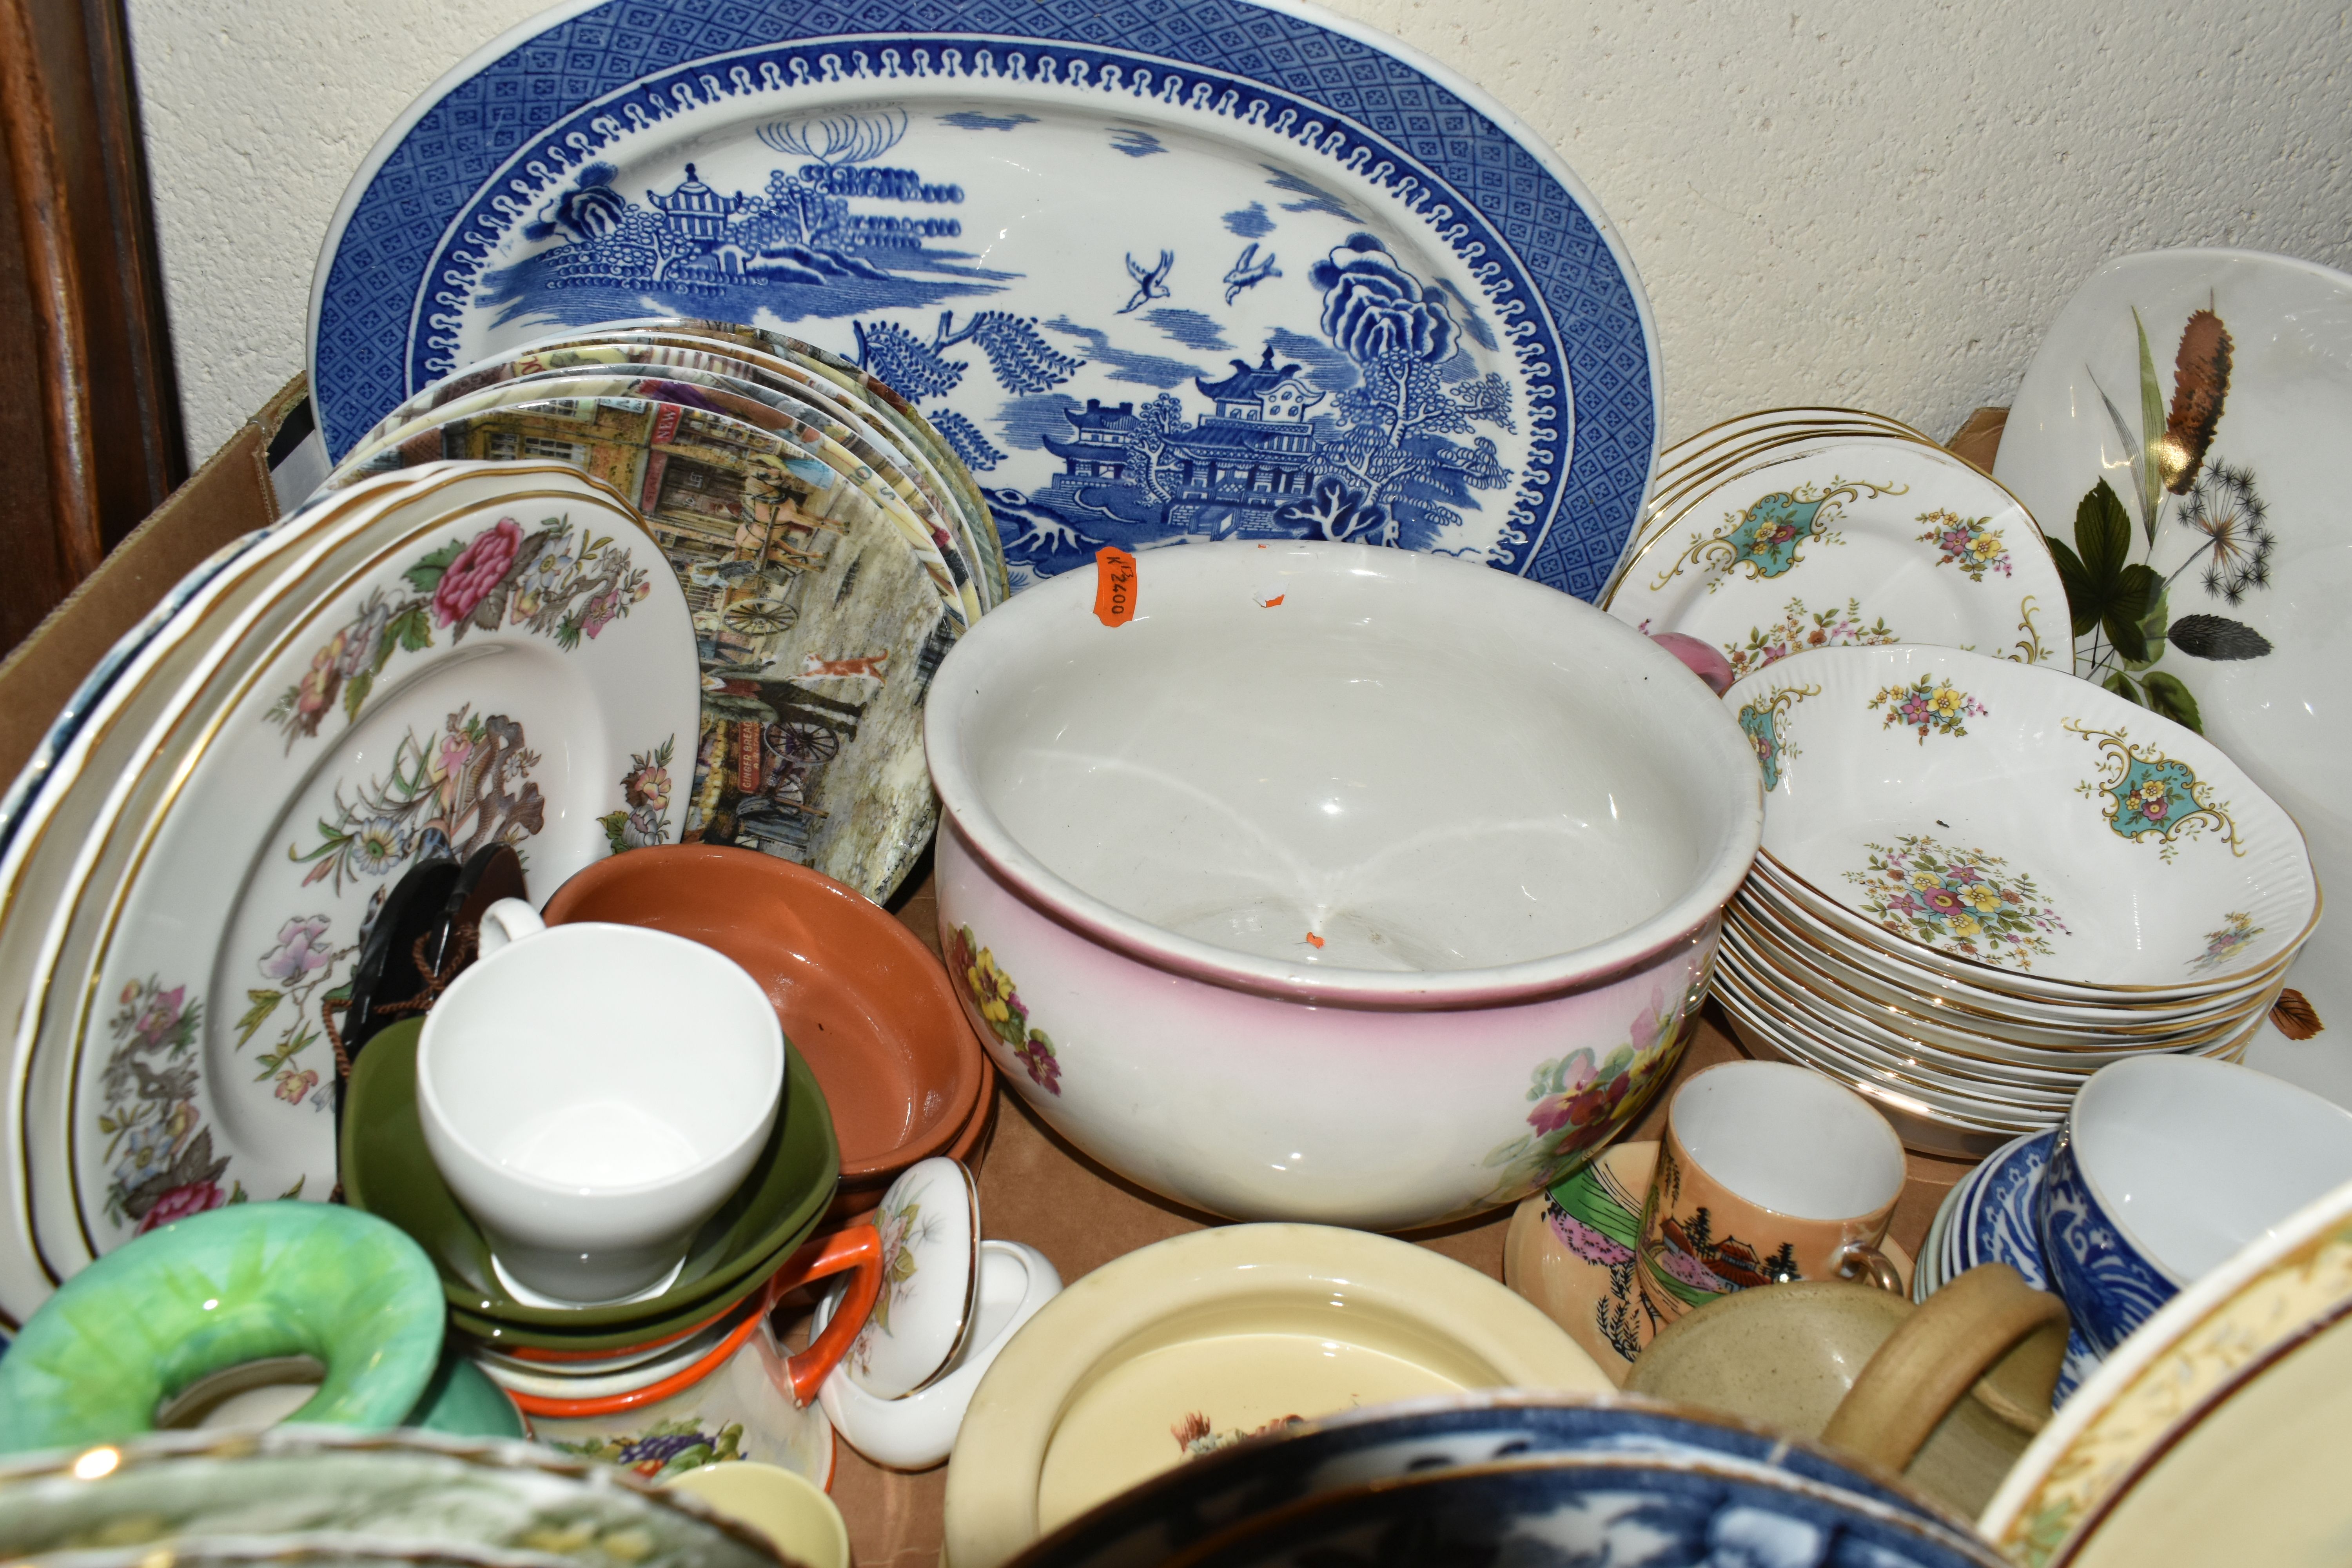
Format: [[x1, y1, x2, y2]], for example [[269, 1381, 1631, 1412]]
[[1726, 644, 2316, 996], [327, 395, 959, 900], [1606, 434, 2064, 683], [307, 0, 1659, 599], [52, 473, 696, 1263]]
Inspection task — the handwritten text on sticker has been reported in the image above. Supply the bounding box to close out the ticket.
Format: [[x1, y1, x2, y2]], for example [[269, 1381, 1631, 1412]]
[[1094, 546, 1138, 627]]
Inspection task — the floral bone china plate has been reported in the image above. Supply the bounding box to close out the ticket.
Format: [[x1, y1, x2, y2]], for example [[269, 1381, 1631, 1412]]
[[58, 481, 695, 1258], [1604, 434, 2065, 682], [1992, 249, 2352, 1094], [1727, 643, 2316, 996], [324, 396, 959, 902], [307, 0, 1659, 598]]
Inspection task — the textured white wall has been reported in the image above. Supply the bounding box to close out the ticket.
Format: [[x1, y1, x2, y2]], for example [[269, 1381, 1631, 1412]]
[[127, 0, 2352, 467]]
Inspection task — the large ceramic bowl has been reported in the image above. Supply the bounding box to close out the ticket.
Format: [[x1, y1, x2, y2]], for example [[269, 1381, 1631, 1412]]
[[926, 542, 1760, 1227], [942, 1224, 1610, 1568]]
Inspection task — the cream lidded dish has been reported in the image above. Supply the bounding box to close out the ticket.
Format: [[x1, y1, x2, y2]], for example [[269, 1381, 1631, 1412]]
[[925, 541, 1763, 1230]]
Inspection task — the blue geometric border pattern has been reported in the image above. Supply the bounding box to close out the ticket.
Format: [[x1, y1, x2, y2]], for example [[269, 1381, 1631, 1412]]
[[311, 0, 1654, 600]]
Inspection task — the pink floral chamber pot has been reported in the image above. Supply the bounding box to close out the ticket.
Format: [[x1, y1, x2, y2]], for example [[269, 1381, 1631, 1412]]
[[924, 542, 1762, 1230]]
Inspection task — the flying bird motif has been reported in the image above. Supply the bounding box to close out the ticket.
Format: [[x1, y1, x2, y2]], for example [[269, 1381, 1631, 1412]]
[[1222, 243, 1281, 305], [1119, 249, 1175, 314]]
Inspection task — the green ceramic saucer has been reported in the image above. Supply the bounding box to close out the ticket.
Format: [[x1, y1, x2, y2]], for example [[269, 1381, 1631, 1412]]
[[342, 1019, 838, 1351], [0, 1201, 444, 1454]]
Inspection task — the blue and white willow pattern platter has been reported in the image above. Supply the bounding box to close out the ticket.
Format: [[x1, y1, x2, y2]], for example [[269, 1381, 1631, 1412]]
[[308, 0, 1659, 599]]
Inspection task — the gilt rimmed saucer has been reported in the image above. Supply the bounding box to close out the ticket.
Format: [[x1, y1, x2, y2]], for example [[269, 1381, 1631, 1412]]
[[1608, 436, 2065, 682]]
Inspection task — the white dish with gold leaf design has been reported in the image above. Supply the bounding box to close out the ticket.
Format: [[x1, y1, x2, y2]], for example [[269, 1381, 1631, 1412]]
[[1726, 643, 2316, 999], [27, 466, 696, 1278], [1980, 1172, 2352, 1566], [1993, 249, 2352, 1105], [1608, 436, 2064, 684]]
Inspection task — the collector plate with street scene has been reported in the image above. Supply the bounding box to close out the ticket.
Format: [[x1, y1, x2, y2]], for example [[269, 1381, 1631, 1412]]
[[308, 0, 1659, 599]]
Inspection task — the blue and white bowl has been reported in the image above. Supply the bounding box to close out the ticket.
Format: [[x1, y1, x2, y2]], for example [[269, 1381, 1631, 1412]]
[[2039, 1054, 2352, 1356], [1007, 1391, 1977, 1568], [1087, 1449, 2007, 1568]]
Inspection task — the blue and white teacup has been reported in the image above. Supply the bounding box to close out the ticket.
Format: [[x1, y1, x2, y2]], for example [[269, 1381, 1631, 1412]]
[[2038, 1054, 2352, 1354]]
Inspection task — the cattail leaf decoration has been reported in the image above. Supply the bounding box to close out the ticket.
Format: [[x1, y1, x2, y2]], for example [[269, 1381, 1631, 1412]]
[[2132, 309, 2167, 540], [2163, 308, 2233, 495]]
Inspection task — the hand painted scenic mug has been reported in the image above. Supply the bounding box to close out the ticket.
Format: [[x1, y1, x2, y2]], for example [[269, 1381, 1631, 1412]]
[[1636, 1061, 1906, 1329], [416, 897, 784, 1303]]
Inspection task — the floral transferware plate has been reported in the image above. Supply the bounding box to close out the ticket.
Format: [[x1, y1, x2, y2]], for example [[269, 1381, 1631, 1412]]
[[0, 1426, 784, 1568], [1992, 249, 2352, 1099], [339, 364, 984, 627], [1726, 643, 2317, 996], [573, 318, 1011, 606], [336, 372, 970, 626], [351, 328, 1004, 614], [1980, 1169, 2352, 1565], [307, 0, 1660, 599], [837, 1156, 979, 1400], [0, 465, 523, 1317], [1606, 435, 2064, 684], [35, 472, 695, 1270], [1503, 1140, 1912, 1379], [326, 394, 960, 901]]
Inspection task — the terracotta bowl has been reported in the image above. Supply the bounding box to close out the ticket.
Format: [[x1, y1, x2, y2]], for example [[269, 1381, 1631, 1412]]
[[544, 845, 988, 1192]]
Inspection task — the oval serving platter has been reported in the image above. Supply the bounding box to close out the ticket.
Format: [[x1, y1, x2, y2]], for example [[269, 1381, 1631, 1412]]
[[307, 0, 1659, 600]]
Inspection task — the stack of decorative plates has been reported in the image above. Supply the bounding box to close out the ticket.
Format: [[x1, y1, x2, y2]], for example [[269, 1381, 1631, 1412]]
[[1604, 408, 2068, 679], [0, 460, 702, 1331], [1715, 642, 2318, 1158], [315, 318, 1002, 903]]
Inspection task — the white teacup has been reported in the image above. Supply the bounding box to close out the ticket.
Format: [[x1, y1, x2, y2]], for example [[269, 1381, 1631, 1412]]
[[416, 897, 784, 1303]]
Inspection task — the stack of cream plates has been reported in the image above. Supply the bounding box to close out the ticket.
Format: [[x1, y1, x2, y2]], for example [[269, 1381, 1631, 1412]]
[[316, 317, 1006, 903], [0, 460, 701, 1329], [1715, 642, 2318, 1158], [1603, 408, 2067, 681]]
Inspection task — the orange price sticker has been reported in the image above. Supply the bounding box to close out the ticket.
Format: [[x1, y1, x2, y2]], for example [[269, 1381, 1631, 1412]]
[[1094, 546, 1139, 627]]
